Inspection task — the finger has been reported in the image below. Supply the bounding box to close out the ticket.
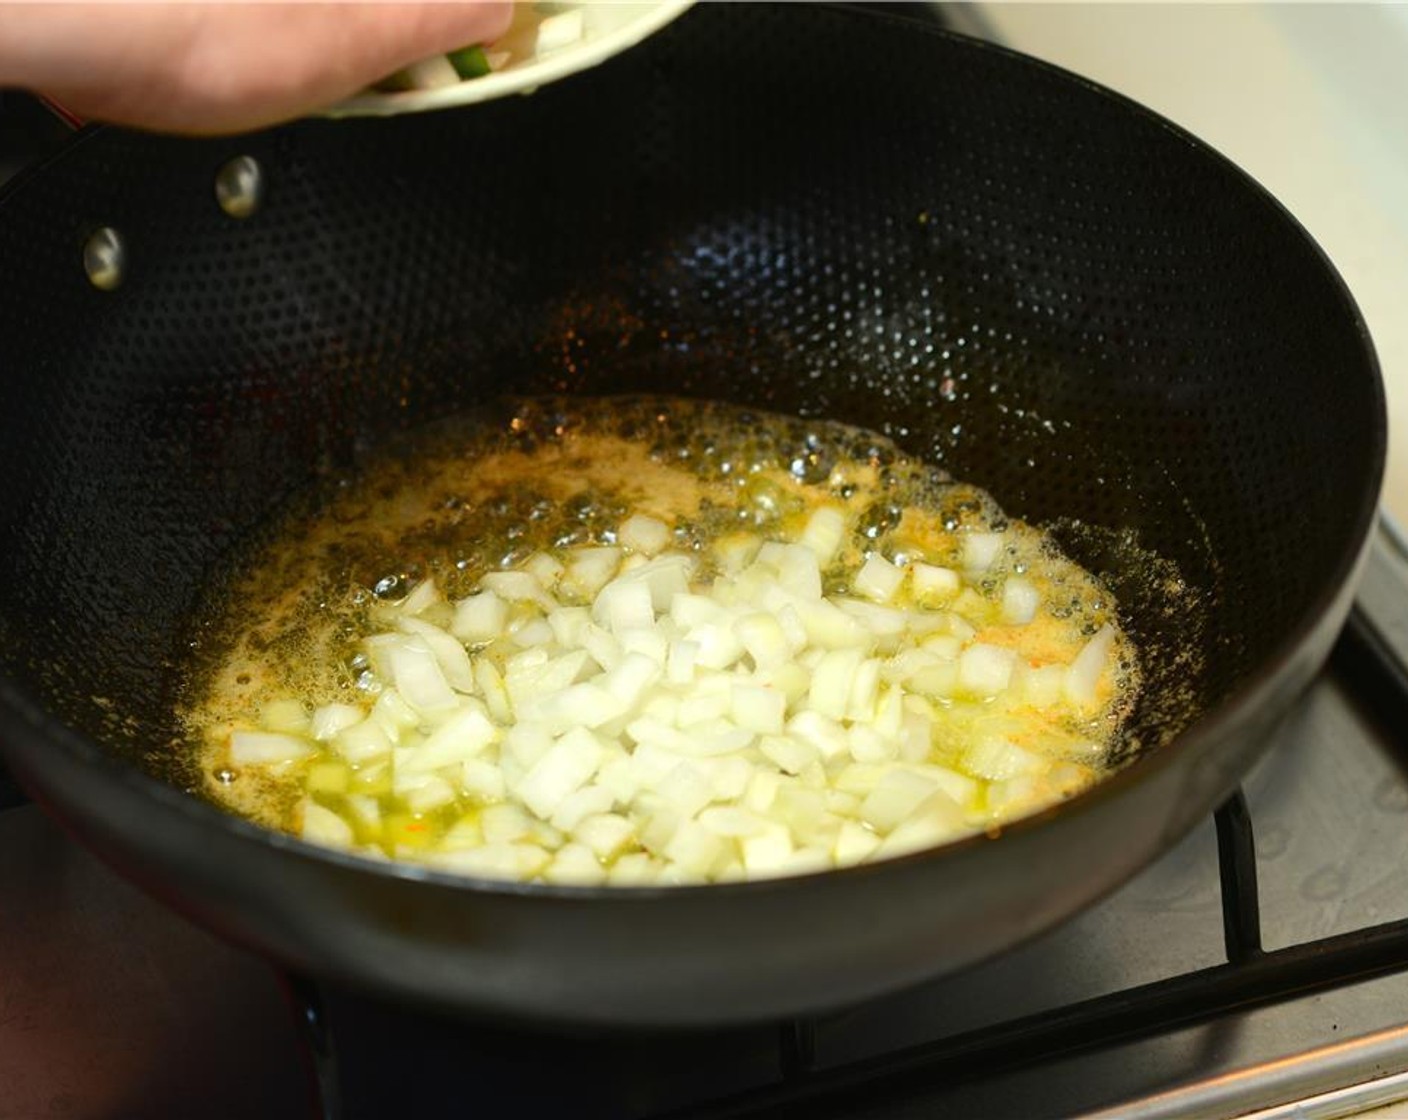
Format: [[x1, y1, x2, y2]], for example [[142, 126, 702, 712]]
[[0, 2, 515, 134]]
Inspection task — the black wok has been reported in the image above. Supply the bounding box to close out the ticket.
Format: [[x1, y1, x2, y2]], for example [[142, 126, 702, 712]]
[[0, 5, 1385, 1027]]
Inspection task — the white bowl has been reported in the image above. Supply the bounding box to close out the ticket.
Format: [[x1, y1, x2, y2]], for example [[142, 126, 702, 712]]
[[324, 1, 694, 119]]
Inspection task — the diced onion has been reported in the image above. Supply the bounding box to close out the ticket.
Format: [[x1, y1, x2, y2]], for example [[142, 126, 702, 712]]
[[797, 507, 846, 565], [228, 491, 1130, 887], [398, 54, 461, 90], [911, 563, 960, 603], [1001, 577, 1042, 625], [301, 800, 354, 846], [535, 8, 585, 56], [961, 532, 1005, 572], [231, 731, 314, 765], [452, 590, 508, 645], [1065, 624, 1117, 709], [957, 643, 1016, 698], [260, 699, 309, 734], [854, 555, 905, 604], [619, 514, 671, 556]]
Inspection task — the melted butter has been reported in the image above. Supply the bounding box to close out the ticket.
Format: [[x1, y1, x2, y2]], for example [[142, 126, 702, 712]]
[[179, 396, 1140, 856]]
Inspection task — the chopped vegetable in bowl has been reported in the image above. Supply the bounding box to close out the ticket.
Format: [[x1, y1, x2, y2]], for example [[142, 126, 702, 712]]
[[332, 2, 693, 116]]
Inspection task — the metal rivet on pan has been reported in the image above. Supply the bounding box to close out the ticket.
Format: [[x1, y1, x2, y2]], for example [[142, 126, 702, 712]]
[[82, 227, 125, 291], [215, 155, 264, 219]]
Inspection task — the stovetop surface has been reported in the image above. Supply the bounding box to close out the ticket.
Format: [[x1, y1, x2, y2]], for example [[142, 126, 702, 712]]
[[2, 525, 1405, 1120]]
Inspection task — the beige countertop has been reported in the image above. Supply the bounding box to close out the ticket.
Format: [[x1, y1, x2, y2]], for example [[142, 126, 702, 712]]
[[975, 2, 1408, 525]]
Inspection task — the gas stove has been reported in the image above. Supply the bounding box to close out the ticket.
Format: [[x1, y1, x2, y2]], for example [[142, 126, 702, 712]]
[[2, 519, 1405, 1119], [3, 9, 1407, 1114]]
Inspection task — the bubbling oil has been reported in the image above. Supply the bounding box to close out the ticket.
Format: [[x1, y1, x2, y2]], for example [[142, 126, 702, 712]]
[[180, 396, 1141, 877]]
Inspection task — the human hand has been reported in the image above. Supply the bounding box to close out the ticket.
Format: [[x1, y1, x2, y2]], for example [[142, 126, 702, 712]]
[[0, 2, 514, 135]]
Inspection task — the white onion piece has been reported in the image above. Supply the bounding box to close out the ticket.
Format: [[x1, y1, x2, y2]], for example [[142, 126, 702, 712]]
[[859, 770, 939, 832], [524, 552, 565, 591], [808, 649, 862, 720], [399, 54, 461, 90], [400, 707, 498, 773], [398, 617, 477, 693], [608, 852, 660, 885], [961, 532, 1004, 572], [698, 806, 770, 837], [907, 763, 979, 805], [595, 580, 654, 634], [505, 649, 591, 711], [611, 554, 695, 611], [835, 599, 908, 645], [247, 491, 1132, 887], [875, 792, 969, 858], [854, 555, 905, 603], [370, 688, 419, 737], [619, 628, 669, 666], [386, 641, 459, 714], [481, 570, 555, 610], [535, 8, 585, 56], [910, 563, 960, 603], [544, 842, 608, 886], [664, 820, 725, 876], [1001, 577, 1041, 625], [231, 731, 314, 765], [333, 718, 393, 764], [1065, 624, 1117, 709], [473, 659, 513, 724], [787, 711, 850, 760], [452, 590, 509, 644], [1022, 664, 1065, 708], [403, 776, 457, 814], [957, 643, 1016, 698], [676, 691, 728, 727], [550, 784, 616, 832], [742, 824, 794, 876], [301, 800, 354, 846], [515, 728, 605, 820], [964, 737, 1043, 781], [792, 599, 870, 651], [260, 699, 309, 734], [657, 763, 716, 818], [481, 803, 534, 844], [846, 659, 882, 721], [310, 703, 363, 741], [398, 578, 441, 618], [460, 759, 506, 802], [345, 795, 381, 828], [798, 507, 846, 565], [603, 652, 661, 708], [731, 684, 786, 734], [512, 618, 555, 648], [835, 819, 881, 863], [759, 735, 817, 775], [547, 606, 591, 649], [563, 547, 621, 600], [619, 514, 671, 556], [685, 623, 745, 671]]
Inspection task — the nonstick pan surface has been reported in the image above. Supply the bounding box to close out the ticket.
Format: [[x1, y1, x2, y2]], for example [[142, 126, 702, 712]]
[[0, 5, 1385, 1026]]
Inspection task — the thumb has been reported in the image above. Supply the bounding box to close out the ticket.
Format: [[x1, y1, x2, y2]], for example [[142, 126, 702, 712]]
[[3, 3, 516, 135]]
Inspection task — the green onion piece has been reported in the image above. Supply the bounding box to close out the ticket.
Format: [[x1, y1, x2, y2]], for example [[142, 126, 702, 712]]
[[447, 45, 493, 80]]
